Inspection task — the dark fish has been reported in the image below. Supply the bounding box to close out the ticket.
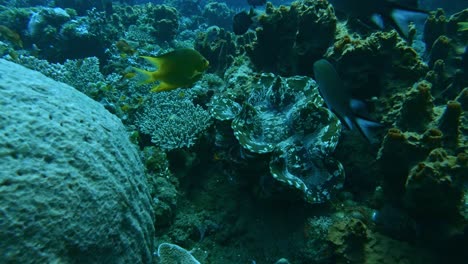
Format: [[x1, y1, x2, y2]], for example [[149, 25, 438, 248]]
[[247, 0, 266, 7], [313, 59, 380, 142], [329, 0, 428, 38], [233, 9, 256, 35]]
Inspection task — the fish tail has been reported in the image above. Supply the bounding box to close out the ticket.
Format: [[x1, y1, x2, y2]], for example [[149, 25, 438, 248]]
[[389, 9, 427, 38], [354, 117, 382, 143], [458, 22, 468, 32], [132, 67, 157, 85]]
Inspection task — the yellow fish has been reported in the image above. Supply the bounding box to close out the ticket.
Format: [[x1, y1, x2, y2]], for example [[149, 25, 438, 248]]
[[133, 48, 209, 92], [458, 22, 468, 32], [0, 25, 23, 48]]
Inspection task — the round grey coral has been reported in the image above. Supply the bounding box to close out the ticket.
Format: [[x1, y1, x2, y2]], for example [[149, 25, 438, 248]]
[[0, 59, 155, 263]]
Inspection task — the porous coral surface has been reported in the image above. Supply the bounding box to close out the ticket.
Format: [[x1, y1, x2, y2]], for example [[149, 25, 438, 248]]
[[0, 59, 155, 263]]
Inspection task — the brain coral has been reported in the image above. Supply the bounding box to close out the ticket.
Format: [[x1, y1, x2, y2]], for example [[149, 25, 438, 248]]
[[0, 60, 155, 263]]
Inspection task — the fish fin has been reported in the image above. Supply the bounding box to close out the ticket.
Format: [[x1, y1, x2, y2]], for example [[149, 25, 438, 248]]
[[458, 22, 468, 32], [371, 14, 385, 29], [354, 117, 382, 143], [343, 116, 354, 131], [133, 67, 157, 85], [350, 99, 367, 113], [140, 56, 162, 67], [248, 7, 257, 18], [150, 82, 178, 92], [190, 70, 204, 80], [389, 8, 428, 38]]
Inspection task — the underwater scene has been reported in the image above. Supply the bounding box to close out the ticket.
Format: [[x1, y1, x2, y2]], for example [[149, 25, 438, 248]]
[[0, 0, 467, 263]]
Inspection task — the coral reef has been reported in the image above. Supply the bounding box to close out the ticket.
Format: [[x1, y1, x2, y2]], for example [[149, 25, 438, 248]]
[[14, 55, 109, 96], [0, 0, 466, 263], [0, 5, 114, 62], [202, 1, 234, 30], [141, 146, 179, 227], [54, 0, 114, 15], [376, 82, 466, 244], [302, 216, 334, 262], [136, 90, 213, 151], [404, 148, 466, 221], [396, 80, 435, 132], [327, 30, 428, 100], [210, 72, 344, 203], [142, 4, 179, 42], [245, 0, 336, 76], [0, 59, 154, 263], [328, 217, 368, 263], [157, 243, 201, 264], [423, 8, 468, 99], [194, 26, 237, 75]]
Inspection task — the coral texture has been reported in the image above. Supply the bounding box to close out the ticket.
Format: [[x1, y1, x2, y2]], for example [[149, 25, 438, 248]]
[[245, 0, 336, 76], [0, 59, 155, 263], [195, 26, 236, 75], [157, 243, 201, 264], [202, 2, 234, 30], [142, 4, 179, 42], [137, 90, 213, 151], [210, 73, 343, 203], [404, 148, 466, 220]]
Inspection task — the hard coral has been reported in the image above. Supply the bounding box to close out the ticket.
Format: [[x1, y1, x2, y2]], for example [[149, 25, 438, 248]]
[[376, 80, 466, 239], [404, 148, 466, 221], [137, 90, 212, 151], [195, 26, 236, 75], [142, 4, 179, 42], [328, 217, 368, 263], [438, 100, 462, 148], [327, 31, 427, 99], [202, 2, 234, 30], [396, 80, 434, 133], [424, 8, 468, 97], [0, 59, 155, 263], [245, 0, 336, 76]]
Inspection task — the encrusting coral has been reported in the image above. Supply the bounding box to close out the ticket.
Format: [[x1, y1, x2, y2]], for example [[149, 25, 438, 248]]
[[194, 26, 237, 75], [245, 0, 336, 76], [404, 148, 466, 222]]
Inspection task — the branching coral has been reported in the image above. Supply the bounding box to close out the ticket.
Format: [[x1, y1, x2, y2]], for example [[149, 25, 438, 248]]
[[137, 90, 213, 151]]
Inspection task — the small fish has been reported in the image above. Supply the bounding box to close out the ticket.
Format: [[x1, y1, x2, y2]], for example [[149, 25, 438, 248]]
[[458, 22, 468, 32], [133, 48, 209, 92], [313, 59, 380, 141], [247, 0, 266, 7], [233, 8, 257, 35], [123, 72, 136, 79], [115, 40, 136, 58], [329, 0, 427, 38], [0, 25, 23, 48]]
